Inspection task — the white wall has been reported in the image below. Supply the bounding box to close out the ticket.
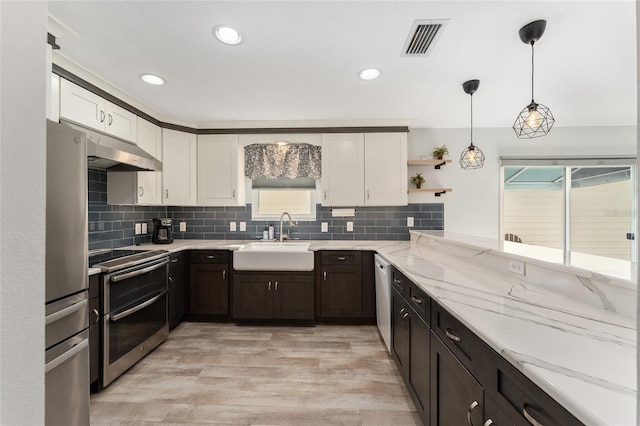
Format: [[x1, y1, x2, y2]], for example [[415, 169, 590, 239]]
[[0, 1, 47, 424], [408, 125, 637, 239]]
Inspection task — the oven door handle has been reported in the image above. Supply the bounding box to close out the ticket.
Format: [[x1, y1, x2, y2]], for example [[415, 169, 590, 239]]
[[110, 258, 169, 283], [110, 291, 167, 322]]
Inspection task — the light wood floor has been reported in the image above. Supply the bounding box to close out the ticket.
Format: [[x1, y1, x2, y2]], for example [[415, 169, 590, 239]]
[[90, 322, 421, 425]]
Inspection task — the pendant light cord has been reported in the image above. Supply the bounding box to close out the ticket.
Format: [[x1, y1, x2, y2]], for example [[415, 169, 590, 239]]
[[470, 92, 474, 145], [530, 42, 535, 102]]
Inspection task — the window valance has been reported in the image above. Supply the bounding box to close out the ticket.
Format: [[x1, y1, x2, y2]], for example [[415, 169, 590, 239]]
[[244, 143, 321, 180]]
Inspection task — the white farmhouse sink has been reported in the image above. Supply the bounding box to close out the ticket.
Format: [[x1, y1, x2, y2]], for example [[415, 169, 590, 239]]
[[233, 242, 314, 271]]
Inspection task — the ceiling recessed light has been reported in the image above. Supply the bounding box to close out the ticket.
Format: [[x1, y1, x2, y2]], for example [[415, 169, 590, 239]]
[[359, 68, 381, 81], [139, 73, 165, 86], [214, 25, 242, 45]]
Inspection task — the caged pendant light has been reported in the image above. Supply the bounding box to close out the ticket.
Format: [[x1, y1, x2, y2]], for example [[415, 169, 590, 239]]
[[513, 20, 555, 138], [459, 79, 485, 170]]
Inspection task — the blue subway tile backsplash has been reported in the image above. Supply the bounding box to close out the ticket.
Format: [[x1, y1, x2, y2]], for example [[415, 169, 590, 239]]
[[89, 170, 444, 249]]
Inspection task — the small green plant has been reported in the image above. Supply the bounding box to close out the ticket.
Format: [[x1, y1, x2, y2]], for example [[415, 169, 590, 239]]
[[410, 173, 426, 189], [432, 145, 449, 160]]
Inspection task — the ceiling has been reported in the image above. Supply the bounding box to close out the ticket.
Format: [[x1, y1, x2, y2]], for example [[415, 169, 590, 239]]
[[48, 1, 637, 129]]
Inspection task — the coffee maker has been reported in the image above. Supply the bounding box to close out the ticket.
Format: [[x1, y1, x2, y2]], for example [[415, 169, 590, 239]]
[[152, 218, 173, 244]]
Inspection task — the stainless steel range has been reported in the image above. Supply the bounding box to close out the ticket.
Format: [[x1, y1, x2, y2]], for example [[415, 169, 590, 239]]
[[90, 249, 169, 388]]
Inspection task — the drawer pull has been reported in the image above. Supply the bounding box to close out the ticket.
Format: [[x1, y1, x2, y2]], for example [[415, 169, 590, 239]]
[[467, 400, 479, 426], [170, 259, 179, 263], [207, 255, 215, 259], [323, 271, 327, 280], [445, 328, 461, 342], [400, 308, 406, 315], [411, 295, 423, 305], [222, 270, 226, 280], [402, 312, 409, 320], [483, 420, 494, 426], [337, 256, 346, 261], [523, 405, 544, 426], [393, 278, 402, 284], [275, 281, 278, 291], [268, 282, 271, 291]]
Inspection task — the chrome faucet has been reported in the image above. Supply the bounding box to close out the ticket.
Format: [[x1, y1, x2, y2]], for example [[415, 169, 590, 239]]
[[279, 212, 294, 242]]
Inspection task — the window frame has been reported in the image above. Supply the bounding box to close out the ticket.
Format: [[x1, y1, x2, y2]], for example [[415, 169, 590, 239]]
[[251, 187, 318, 221]]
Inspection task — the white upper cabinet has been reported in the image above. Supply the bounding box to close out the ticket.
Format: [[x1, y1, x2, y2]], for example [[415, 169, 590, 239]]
[[59, 79, 137, 143], [321, 132, 407, 207], [321, 133, 365, 206], [162, 129, 197, 206], [197, 134, 244, 206], [364, 133, 407, 206], [107, 119, 163, 205]]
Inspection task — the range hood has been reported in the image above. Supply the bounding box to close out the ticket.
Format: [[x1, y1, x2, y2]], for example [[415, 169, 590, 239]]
[[63, 121, 162, 172]]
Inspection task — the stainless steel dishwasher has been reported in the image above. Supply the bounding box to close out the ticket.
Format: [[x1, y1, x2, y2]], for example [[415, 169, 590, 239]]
[[374, 254, 391, 353]]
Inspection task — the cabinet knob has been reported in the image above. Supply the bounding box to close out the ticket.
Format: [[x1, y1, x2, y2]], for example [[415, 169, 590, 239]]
[[467, 400, 479, 426], [445, 328, 461, 342]]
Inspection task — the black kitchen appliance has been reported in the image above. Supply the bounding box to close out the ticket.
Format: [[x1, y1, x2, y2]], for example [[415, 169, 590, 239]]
[[152, 218, 173, 244]]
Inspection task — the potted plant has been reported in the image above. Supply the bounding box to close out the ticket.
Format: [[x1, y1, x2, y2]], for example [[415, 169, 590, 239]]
[[410, 172, 426, 189], [432, 145, 449, 160]]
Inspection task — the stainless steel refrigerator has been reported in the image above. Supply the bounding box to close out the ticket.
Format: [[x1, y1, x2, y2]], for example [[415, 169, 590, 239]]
[[44, 120, 90, 425]]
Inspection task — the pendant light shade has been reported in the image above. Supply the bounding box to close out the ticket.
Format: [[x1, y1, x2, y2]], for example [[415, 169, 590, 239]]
[[513, 20, 555, 139], [459, 79, 485, 170]]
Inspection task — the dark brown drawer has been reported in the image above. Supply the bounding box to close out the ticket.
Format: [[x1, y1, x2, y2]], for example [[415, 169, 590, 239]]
[[408, 282, 429, 324], [391, 267, 408, 296], [321, 251, 361, 266], [169, 251, 187, 268], [485, 348, 584, 426], [190, 250, 229, 264], [431, 301, 484, 376]]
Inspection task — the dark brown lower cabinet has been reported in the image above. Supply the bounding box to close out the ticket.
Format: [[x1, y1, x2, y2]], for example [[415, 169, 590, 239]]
[[321, 264, 362, 317], [391, 286, 430, 425], [190, 263, 229, 316], [430, 332, 484, 426], [233, 273, 314, 322]]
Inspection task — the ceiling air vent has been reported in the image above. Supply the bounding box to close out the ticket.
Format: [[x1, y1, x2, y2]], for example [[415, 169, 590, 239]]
[[401, 19, 449, 57]]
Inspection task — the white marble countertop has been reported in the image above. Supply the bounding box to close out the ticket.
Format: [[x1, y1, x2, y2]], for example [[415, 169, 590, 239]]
[[120, 236, 636, 424]]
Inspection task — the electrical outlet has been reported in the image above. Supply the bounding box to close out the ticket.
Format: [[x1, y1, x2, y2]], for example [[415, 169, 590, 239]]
[[407, 217, 414, 227], [239, 222, 246, 232], [179, 221, 187, 232], [141, 222, 147, 234], [321, 222, 328, 233], [346, 221, 353, 232], [508, 259, 526, 275], [134, 223, 142, 235], [229, 221, 236, 232]]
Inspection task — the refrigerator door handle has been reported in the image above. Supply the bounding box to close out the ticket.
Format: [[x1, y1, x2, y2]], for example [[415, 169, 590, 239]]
[[45, 299, 88, 325], [45, 339, 88, 373]]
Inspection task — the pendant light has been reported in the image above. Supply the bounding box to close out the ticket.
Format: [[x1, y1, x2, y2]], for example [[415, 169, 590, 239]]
[[459, 79, 485, 170], [513, 20, 555, 138]]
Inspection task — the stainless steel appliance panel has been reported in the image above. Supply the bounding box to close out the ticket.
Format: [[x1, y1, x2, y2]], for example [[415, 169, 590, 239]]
[[374, 254, 392, 353], [46, 120, 88, 303], [45, 330, 90, 426], [45, 292, 88, 350]]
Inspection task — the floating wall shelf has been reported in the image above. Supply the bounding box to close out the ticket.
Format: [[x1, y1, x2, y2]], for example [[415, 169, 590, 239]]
[[407, 159, 451, 169], [408, 188, 452, 196]]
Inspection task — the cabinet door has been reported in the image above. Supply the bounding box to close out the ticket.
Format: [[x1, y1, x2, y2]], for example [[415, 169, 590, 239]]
[[197, 134, 242, 206], [162, 129, 197, 205], [391, 289, 409, 374], [409, 309, 430, 423], [60, 79, 106, 131], [168, 263, 186, 329], [321, 133, 365, 206], [105, 101, 137, 143], [273, 275, 314, 320], [233, 275, 273, 320], [430, 332, 484, 426], [364, 133, 407, 206], [321, 265, 362, 317], [136, 119, 163, 205], [189, 264, 229, 316]]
